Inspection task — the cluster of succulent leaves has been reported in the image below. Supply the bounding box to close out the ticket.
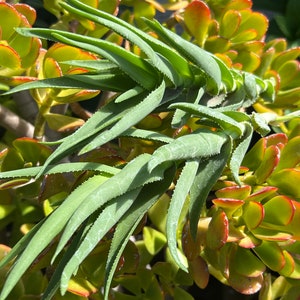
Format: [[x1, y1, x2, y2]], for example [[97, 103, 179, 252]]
[[0, 0, 300, 299]]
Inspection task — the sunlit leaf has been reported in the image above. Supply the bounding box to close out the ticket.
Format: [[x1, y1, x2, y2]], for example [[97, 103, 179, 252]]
[[243, 201, 264, 230], [253, 241, 285, 272], [184, 1, 211, 46], [206, 209, 229, 250], [263, 195, 295, 226], [220, 10, 241, 39], [148, 129, 228, 172]]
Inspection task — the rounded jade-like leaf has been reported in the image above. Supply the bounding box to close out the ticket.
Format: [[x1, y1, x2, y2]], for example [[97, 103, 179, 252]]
[[254, 145, 280, 184], [234, 40, 265, 52], [67, 277, 97, 298], [44, 43, 98, 75], [246, 186, 278, 202], [265, 133, 289, 148], [189, 255, 209, 289], [184, 0, 211, 46], [0, 147, 24, 172], [236, 10, 268, 40], [0, 44, 21, 70], [229, 245, 266, 278], [243, 201, 264, 230], [227, 270, 263, 295], [231, 28, 258, 44], [285, 254, 300, 279], [276, 136, 300, 171], [204, 36, 230, 53], [137, 114, 162, 130], [252, 227, 292, 242], [12, 138, 52, 167], [275, 86, 300, 107], [0, 2, 41, 74], [212, 198, 244, 218], [44, 113, 85, 132], [226, 0, 252, 11], [263, 195, 295, 226], [268, 168, 300, 199], [115, 240, 140, 275], [54, 89, 100, 104], [220, 9, 241, 39], [0, 2, 22, 40], [254, 241, 287, 272], [277, 60, 300, 90], [242, 136, 266, 169], [206, 209, 229, 250], [14, 3, 36, 25], [235, 51, 260, 72], [280, 200, 300, 240], [143, 226, 167, 256], [242, 133, 288, 170], [182, 221, 201, 261], [271, 48, 300, 71], [215, 185, 251, 200], [279, 250, 295, 277]]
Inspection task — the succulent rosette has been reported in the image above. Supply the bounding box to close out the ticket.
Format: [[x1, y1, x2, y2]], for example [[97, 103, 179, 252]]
[[183, 132, 300, 295], [0, 1, 41, 79]]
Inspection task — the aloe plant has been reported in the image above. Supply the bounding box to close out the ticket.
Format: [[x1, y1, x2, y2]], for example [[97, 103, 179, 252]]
[[0, 0, 300, 299]]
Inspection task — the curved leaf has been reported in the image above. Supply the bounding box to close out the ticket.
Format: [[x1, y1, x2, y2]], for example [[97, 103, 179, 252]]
[[104, 165, 176, 299], [0, 173, 110, 300], [16, 27, 159, 90], [143, 18, 222, 93], [60, 187, 142, 294], [35, 91, 147, 177], [79, 81, 166, 154], [169, 102, 244, 137], [167, 160, 199, 271], [189, 140, 232, 238], [148, 129, 228, 172], [61, 0, 193, 87], [229, 122, 253, 184], [53, 154, 167, 261]]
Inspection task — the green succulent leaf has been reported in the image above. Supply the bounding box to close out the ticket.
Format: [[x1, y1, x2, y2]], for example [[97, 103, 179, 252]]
[[148, 129, 228, 172], [0, 174, 110, 300], [79, 80, 166, 154], [59, 187, 142, 294], [167, 160, 200, 271], [3, 71, 136, 94], [189, 140, 232, 238], [35, 90, 149, 177], [42, 220, 91, 300], [206, 209, 229, 250], [121, 128, 174, 144], [0, 162, 119, 179], [253, 241, 285, 272], [16, 27, 159, 90], [169, 102, 244, 137], [61, 0, 194, 87], [104, 165, 176, 299], [171, 88, 204, 128], [143, 18, 222, 93], [229, 122, 253, 184], [53, 154, 167, 261]]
